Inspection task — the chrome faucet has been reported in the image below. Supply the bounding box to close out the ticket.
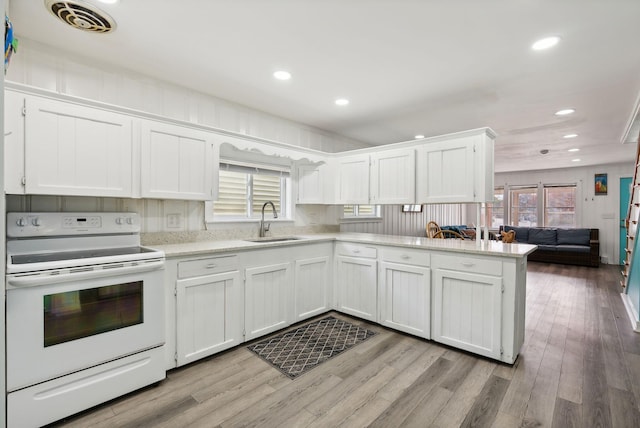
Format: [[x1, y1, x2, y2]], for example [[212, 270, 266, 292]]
[[259, 201, 278, 237]]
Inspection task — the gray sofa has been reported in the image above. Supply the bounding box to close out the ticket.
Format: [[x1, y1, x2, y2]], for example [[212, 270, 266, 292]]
[[499, 226, 599, 267]]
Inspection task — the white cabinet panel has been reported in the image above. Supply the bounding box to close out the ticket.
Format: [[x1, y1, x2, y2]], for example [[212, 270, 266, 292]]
[[141, 120, 217, 201], [24, 96, 133, 197], [335, 255, 377, 321], [416, 136, 475, 203], [245, 262, 293, 340], [295, 256, 330, 321], [176, 270, 243, 366], [379, 262, 430, 339], [4, 90, 25, 194], [297, 163, 324, 204], [370, 148, 415, 204], [336, 154, 370, 204], [432, 268, 502, 359]]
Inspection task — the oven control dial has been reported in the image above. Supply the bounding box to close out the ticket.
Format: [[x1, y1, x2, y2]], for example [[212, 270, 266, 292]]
[[126, 217, 134, 225], [16, 217, 27, 227], [31, 217, 41, 227]]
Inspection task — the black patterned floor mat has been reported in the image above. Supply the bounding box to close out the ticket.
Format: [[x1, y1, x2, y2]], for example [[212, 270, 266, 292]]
[[247, 315, 377, 378]]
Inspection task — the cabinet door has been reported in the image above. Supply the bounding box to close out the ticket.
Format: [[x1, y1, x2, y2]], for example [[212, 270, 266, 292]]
[[379, 262, 430, 338], [295, 256, 330, 321], [4, 90, 25, 194], [336, 155, 370, 204], [141, 120, 217, 201], [432, 268, 502, 359], [335, 256, 377, 321], [24, 96, 133, 197], [370, 149, 415, 204], [415, 136, 475, 203], [176, 270, 243, 366], [245, 262, 293, 340], [297, 164, 324, 204]]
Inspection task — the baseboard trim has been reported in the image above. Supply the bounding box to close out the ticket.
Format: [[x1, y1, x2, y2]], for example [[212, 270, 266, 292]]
[[621, 292, 640, 332]]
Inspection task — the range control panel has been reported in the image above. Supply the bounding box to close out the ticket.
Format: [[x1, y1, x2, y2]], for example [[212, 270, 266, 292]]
[[7, 212, 140, 238]]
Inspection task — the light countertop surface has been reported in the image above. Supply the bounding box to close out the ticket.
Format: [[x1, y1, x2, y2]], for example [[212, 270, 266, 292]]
[[149, 232, 537, 259]]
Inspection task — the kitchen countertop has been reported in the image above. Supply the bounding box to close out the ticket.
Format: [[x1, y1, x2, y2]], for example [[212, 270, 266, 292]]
[[149, 232, 537, 259]]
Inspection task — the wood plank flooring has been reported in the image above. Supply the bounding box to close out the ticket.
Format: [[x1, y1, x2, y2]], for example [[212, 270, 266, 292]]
[[51, 263, 640, 428]]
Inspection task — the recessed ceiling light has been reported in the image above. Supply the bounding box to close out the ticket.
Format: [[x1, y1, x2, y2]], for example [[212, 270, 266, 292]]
[[415, 134, 425, 139], [532, 36, 560, 51], [273, 71, 291, 81], [555, 108, 575, 116], [96, 0, 119, 4], [572, 158, 581, 162], [540, 149, 549, 155], [563, 133, 578, 139], [335, 98, 349, 106], [568, 148, 580, 152]]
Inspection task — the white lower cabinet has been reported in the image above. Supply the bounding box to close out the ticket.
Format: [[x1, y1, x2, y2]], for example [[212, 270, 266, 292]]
[[431, 253, 503, 360], [244, 262, 293, 341], [295, 256, 331, 321], [379, 247, 431, 338], [335, 243, 378, 322], [175, 255, 243, 366]]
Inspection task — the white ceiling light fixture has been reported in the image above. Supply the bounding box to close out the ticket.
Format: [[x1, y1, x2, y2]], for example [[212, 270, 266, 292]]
[[273, 70, 291, 81], [45, 0, 116, 33], [414, 134, 425, 139], [532, 36, 560, 51], [96, 0, 119, 4], [555, 108, 575, 116], [335, 98, 349, 106], [563, 133, 578, 138], [568, 148, 580, 152], [572, 158, 581, 162]]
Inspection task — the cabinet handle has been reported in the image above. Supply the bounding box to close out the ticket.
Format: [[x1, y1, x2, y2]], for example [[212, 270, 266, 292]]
[[206, 263, 217, 269], [461, 262, 475, 267], [401, 255, 410, 260], [352, 249, 361, 254]]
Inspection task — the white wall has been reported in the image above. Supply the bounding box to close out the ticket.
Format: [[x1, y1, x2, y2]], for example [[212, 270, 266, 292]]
[[494, 162, 635, 264]]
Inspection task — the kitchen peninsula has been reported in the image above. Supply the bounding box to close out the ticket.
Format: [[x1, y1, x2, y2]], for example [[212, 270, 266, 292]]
[[152, 233, 536, 367]]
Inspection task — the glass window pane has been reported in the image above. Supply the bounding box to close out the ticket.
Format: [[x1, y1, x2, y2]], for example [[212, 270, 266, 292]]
[[252, 174, 282, 217], [544, 186, 576, 227], [510, 187, 538, 226], [215, 170, 248, 216], [489, 188, 504, 228]]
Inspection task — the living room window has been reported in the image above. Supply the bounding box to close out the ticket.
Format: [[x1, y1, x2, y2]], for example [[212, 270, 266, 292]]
[[500, 183, 578, 227], [213, 161, 291, 220]]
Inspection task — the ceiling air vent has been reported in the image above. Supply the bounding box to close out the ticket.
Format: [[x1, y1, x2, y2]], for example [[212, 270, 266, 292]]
[[44, 0, 116, 33]]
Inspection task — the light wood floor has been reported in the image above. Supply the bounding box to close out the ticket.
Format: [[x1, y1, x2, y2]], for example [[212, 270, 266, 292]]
[[52, 263, 640, 428]]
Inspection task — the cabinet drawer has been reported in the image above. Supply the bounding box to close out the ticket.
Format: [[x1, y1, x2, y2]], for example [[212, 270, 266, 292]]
[[336, 242, 377, 259], [433, 253, 501, 276], [178, 255, 238, 278], [382, 247, 429, 266]]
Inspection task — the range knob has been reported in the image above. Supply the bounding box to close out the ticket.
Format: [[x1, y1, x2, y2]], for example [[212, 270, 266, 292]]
[[16, 217, 27, 227], [31, 217, 41, 227], [126, 217, 134, 225], [116, 217, 124, 225]]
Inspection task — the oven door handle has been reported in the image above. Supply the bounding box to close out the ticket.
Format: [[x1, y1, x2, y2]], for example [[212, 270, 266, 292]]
[[6, 260, 165, 289]]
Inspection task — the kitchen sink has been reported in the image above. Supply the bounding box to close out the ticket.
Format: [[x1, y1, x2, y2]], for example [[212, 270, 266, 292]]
[[244, 236, 304, 243]]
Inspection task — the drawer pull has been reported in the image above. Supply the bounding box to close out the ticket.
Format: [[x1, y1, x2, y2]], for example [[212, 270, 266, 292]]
[[352, 249, 361, 254], [461, 262, 475, 267], [206, 264, 217, 269], [401, 255, 411, 260]]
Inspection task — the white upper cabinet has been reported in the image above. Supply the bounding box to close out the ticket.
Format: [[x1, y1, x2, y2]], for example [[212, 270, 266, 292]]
[[4, 90, 25, 194], [415, 132, 494, 203], [370, 148, 415, 204], [297, 163, 325, 204], [336, 154, 370, 204], [140, 119, 218, 201], [24, 96, 133, 197]]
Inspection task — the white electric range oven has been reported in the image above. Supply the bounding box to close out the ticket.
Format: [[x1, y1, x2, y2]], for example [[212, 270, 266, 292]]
[[5, 212, 166, 427]]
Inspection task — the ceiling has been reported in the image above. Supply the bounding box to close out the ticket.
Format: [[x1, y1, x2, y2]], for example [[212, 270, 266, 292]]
[[7, 0, 640, 173]]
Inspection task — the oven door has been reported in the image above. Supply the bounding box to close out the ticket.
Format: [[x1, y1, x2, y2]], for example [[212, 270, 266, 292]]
[[6, 262, 165, 392]]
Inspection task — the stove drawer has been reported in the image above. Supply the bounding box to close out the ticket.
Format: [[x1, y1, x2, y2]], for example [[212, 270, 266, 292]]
[[178, 255, 238, 278]]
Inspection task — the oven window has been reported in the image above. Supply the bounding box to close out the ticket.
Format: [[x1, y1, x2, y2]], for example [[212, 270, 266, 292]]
[[43, 281, 143, 347]]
